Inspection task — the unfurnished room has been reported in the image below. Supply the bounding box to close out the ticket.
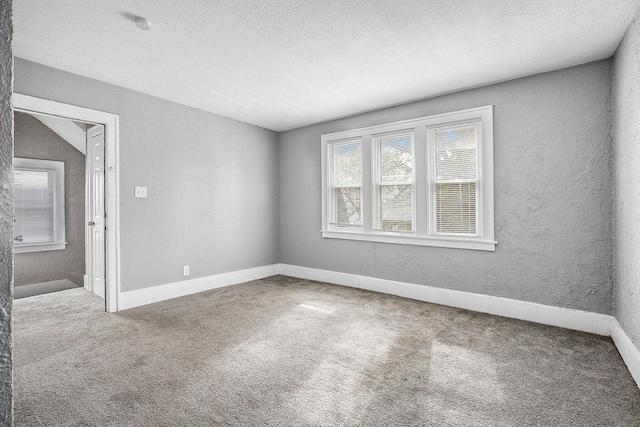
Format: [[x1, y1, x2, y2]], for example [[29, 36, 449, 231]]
[[0, 0, 640, 425]]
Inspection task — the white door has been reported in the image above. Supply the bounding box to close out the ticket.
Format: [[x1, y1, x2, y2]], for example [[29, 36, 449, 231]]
[[85, 125, 106, 299]]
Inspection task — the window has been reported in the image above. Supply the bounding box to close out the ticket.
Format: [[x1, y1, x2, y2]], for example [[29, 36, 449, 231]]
[[432, 124, 479, 235], [13, 157, 66, 253], [321, 106, 495, 251], [375, 132, 414, 232]]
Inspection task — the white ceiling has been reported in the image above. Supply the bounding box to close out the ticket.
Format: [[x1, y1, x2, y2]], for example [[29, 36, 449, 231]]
[[13, 0, 640, 132]]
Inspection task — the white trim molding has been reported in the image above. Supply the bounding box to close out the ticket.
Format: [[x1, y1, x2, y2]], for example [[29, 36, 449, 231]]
[[611, 318, 640, 388], [279, 264, 611, 336], [118, 264, 280, 310]]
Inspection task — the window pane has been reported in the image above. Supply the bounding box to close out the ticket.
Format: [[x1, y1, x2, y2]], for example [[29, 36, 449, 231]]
[[380, 184, 412, 231], [435, 127, 477, 181], [380, 135, 412, 182], [334, 143, 361, 186], [335, 187, 361, 226], [14, 169, 55, 243], [436, 182, 476, 234]]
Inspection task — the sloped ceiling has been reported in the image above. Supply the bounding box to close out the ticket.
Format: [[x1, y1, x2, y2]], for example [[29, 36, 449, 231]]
[[30, 113, 87, 155], [13, 0, 640, 131]]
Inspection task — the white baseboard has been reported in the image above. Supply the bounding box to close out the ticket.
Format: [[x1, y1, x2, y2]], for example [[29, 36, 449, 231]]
[[279, 264, 611, 336], [118, 264, 280, 310], [611, 318, 640, 388]]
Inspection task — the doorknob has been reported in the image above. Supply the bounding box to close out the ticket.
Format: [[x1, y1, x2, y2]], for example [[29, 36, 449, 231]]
[[88, 221, 95, 226]]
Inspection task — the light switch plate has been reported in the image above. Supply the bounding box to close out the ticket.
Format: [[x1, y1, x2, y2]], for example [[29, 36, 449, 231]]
[[134, 186, 147, 198]]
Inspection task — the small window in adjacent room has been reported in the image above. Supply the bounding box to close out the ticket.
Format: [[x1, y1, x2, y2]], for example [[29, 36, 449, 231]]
[[321, 106, 495, 251], [13, 157, 66, 253]]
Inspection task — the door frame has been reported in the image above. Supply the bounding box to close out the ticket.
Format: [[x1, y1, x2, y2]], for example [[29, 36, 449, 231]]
[[14, 93, 121, 312]]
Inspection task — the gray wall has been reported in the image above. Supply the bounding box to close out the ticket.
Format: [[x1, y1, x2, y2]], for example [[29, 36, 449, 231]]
[[14, 112, 85, 287], [279, 61, 614, 314], [0, 0, 12, 423], [14, 58, 279, 293], [613, 8, 640, 352]]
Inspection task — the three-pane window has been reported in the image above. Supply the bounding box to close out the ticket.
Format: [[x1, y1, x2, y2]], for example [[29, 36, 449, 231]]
[[322, 106, 495, 251]]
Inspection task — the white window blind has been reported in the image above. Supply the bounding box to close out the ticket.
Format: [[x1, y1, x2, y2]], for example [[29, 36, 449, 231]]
[[377, 133, 414, 232], [14, 169, 56, 243], [13, 158, 66, 253], [333, 142, 362, 227], [434, 125, 479, 235]]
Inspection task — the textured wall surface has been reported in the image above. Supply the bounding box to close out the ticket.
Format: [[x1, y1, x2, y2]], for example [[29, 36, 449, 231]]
[[0, 0, 12, 423], [15, 58, 279, 293], [279, 61, 614, 314], [613, 8, 640, 351], [14, 112, 85, 287]]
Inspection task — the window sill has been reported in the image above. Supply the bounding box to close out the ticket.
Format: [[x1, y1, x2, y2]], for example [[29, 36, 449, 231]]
[[321, 230, 496, 251], [14, 242, 68, 254]]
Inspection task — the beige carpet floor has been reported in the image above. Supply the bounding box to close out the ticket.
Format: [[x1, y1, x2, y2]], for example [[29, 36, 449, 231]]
[[14, 275, 640, 426]]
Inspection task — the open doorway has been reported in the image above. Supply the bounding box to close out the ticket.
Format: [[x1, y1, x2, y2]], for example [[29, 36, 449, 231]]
[[13, 112, 99, 299], [13, 94, 120, 312]]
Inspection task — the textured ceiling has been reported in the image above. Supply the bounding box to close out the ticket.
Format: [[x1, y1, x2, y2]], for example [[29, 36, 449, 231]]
[[13, 0, 640, 131]]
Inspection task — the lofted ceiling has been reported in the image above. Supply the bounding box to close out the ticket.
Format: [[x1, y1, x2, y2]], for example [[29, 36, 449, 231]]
[[13, 0, 640, 132]]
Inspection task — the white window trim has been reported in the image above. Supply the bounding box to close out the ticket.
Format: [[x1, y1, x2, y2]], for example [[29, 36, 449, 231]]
[[13, 157, 67, 253], [321, 105, 496, 252]]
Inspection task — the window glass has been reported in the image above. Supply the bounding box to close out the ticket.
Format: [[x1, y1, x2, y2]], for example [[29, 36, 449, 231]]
[[434, 126, 478, 235], [14, 168, 56, 244], [378, 135, 413, 232], [333, 142, 362, 226], [435, 182, 476, 234], [435, 127, 477, 181], [12, 157, 66, 253]]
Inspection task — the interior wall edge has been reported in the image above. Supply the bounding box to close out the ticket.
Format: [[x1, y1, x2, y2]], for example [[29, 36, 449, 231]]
[[0, 0, 13, 423], [611, 317, 640, 388], [612, 0, 640, 361]]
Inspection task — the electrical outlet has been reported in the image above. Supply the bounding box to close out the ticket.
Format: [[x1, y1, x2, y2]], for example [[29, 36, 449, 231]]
[[134, 186, 148, 198], [183, 265, 190, 276]]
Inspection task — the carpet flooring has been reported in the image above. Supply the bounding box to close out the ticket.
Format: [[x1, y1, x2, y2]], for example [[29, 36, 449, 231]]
[[14, 275, 640, 426]]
